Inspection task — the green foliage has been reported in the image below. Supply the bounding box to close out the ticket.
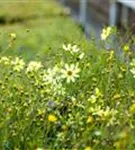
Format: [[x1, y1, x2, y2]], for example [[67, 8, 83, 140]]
[[1, 0, 135, 150]]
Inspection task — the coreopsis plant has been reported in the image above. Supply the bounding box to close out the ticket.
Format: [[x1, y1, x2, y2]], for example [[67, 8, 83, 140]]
[[61, 63, 80, 83], [0, 27, 135, 150]]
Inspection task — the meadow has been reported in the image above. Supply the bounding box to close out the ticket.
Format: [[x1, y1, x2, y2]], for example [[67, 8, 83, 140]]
[[0, 0, 135, 150]]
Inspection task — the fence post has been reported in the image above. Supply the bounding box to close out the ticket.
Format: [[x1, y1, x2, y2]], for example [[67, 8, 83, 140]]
[[121, 5, 128, 26], [80, 0, 87, 27], [61, 0, 66, 5], [109, 0, 118, 26]]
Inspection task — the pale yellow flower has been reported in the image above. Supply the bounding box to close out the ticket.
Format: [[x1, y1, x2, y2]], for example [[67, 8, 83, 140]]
[[78, 52, 85, 60], [62, 44, 79, 54], [62, 43, 71, 51], [130, 59, 135, 78], [96, 106, 117, 118], [43, 66, 59, 84], [36, 148, 44, 150], [26, 61, 42, 72], [0, 56, 10, 65], [130, 59, 135, 67], [88, 95, 97, 104], [107, 50, 115, 62], [72, 45, 80, 53], [95, 88, 102, 97], [9, 33, 16, 39], [130, 68, 135, 78], [61, 63, 80, 83], [101, 27, 112, 40], [92, 106, 118, 126], [11, 57, 25, 72]]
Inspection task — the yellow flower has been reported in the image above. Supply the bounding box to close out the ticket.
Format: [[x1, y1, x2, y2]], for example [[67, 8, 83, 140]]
[[119, 129, 129, 139], [101, 27, 112, 40], [123, 44, 129, 52], [107, 50, 115, 62], [120, 66, 126, 72], [48, 114, 57, 122], [9, 33, 16, 47], [112, 94, 121, 100], [84, 146, 92, 150], [87, 116, 93, 124], [114, 139, 127, 150], [129, 103, 135, 113], [9, 33, 16, 40], [95, 88, 102, 97]]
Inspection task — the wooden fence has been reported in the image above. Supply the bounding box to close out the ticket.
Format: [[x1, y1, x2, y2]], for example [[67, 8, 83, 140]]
[[60, 0, 135, 32]]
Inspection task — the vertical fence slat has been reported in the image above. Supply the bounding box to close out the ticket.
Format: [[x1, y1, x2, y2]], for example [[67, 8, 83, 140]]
[[109, 0, 118, 26], [61, 0, 66, 5], [121, 5, 128, 26], [80, 0, 87, 27]]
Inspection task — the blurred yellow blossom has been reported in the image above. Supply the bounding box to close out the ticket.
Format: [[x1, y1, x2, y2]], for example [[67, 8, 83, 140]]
[[84, 146, 92, 150], [48, 114, 57, 122], [95, 88, 102, 97], [107, 50, 115, 62], [130, 59, 135, 67], [92, 106, 118, 126], [130, 68, 135, 78], [101, 27, 112, 40], [87, 115, 93, 124], [120, 66, 126, 72], [26, 61, 42, 72], [62, 43, 80, 54], [43, 66, 59, 84], [123, 44, 129, 52], [129, 103, 135, 113], [114, 140, 125, 150], [11, 57, 25, 72], [36, 148, 44, 150], [9, 33, 16, 40], [79, 52, 85, 60], [112, 94, 121, 100], [0, 56, 10, 65]]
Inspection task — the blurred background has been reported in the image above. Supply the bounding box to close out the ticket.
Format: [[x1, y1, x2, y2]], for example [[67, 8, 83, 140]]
[[0, 0, 134, 60], [0, 0, 92, 62], [59, 0, 135, 38]]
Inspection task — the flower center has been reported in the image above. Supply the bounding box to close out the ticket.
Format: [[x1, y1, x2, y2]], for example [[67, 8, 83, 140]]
[[67, 70, 73, 76]]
